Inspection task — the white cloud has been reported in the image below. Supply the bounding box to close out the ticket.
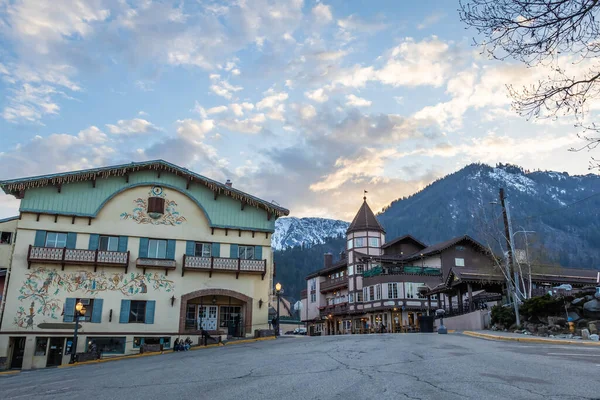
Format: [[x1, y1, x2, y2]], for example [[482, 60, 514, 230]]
[[337, 15, 387, 32], [299, 104, 317, 120], [229, 102, 254, 116], [209, 75, 243, 100], [305, 88, 329, 103], [106, 118, 160, 135], [346, 94, 372, 107], [175, 119, 215, 142], [312, 3, 333, 23], [257, 90, 288, 109], [219, 114, 266, 134], [417, 12, 445, 30], [206, 106, 229, 115]]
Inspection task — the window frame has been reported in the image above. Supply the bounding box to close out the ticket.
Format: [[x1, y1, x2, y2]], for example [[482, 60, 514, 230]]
[[34, 337, 48, 356], [375, 284, 382, 301], [0, 231, 12, 245], [45, 232, 68, 248], [238, 245, 255, 260], [388, 283, 398, 299], [129, 300, 147, 323], [356, 264, 364, 274], [147, 239, 168, 259], [354, 237, 365, 247], [87, 337, 126, 354], [356, 292, 363, 302], [194, 242, 212, 257], [99, 235, 119, 252], [368, 237, 379, 247], [310, 293, 316, 303], [347, 239, 353, 250], [455, 257, 465, 267]]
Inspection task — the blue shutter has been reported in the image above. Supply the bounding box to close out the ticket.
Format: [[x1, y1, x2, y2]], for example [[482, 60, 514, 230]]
[[119, 300, 131, 323], [88, 234, 99, 250], [255, 246, 263, 260], [212, 243, 220, 257], [34, 230, 47, 247], [186, 241, 195, 256], [139, 238, 149, 258], [66, 232, 77, 249], [91, 299, 103, 323], [63, 298, 76, 322], [230, 244, 238, 259], [145, 300, 156, 324], [118, 236, 128, 252], [166, 240, 176, 260]]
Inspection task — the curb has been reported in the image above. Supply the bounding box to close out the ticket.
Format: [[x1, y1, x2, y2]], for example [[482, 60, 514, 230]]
[[463, 331, 600, 346], [0, 370, 20, 376]]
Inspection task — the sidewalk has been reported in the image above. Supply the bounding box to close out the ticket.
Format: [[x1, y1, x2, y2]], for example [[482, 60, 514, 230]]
[[463, 330, 600, 346]]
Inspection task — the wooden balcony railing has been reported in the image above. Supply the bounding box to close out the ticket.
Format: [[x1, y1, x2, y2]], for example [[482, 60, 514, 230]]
[[27, 245, 130, 272], [320, 276, 348, 292], [136, 258, 177, 275], [182, 255, 267, 280], [319, 302, 349, 317]]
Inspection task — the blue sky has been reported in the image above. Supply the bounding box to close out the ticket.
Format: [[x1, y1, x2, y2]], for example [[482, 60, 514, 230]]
[[0, 0, 595, 220]]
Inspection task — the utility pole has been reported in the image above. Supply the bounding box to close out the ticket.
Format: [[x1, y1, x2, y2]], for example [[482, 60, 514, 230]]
[[499, 188, 521, 326]]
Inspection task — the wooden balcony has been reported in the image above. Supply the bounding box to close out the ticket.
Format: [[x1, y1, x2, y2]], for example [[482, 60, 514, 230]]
[[319, 302, 349, 317], [300, 289, 307, 299], [320, 276, 348, 293], [182, 255, 267, 279], [27, 245, 130, 272], [136, 258, 177, 275]]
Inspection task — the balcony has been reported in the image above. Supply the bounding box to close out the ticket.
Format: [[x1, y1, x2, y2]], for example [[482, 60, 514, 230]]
[[27, 245, 130, 272], [136, 258, 177, 275], [319, 302, 349, 317], [300, 289, 307, 299], [320, 276, 349, 293], [182, 255, 267, 279]]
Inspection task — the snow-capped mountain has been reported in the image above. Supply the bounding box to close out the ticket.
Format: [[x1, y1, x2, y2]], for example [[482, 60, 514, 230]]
[[272, 217, 349, 251]]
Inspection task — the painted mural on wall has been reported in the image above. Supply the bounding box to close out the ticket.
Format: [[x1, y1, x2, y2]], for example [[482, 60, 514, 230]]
[[120, 186, 187, 226], [14, 268, 175, 328]]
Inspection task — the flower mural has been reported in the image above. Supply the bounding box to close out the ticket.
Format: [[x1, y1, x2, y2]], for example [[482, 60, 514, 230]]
[[14, 268, 175, 328], [120, 187, 187, 226]]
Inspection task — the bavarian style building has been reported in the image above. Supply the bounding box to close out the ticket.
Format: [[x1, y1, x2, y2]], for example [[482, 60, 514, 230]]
[[0, 160, 287, 370]]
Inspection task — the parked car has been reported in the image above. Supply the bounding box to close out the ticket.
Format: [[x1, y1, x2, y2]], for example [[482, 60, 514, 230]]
[[293, 328, 307, 335]]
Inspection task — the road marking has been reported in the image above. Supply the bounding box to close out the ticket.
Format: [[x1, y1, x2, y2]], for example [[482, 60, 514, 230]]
[[547, 353, 598, 357]]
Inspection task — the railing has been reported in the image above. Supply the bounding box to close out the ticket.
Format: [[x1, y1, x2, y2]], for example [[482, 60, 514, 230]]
[[300, 289, 307, 299], [320, 276, 348, 292], [364, 265, 442, 277], [136, 258, 177, 273], [182, 255, 267, 279], [27, 245, 130, 271], [320, 302, 349, 317]]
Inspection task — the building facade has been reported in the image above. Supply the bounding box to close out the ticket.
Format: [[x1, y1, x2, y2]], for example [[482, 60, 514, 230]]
[[0, 160, 288, 370]]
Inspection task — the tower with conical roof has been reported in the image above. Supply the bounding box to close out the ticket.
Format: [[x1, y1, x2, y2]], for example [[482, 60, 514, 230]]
[[346, 193, 385, 311]]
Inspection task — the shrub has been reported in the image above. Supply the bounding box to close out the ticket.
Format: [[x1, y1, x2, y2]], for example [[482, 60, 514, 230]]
[[520, 295, 563, 319], [491, 305, 515, 326]]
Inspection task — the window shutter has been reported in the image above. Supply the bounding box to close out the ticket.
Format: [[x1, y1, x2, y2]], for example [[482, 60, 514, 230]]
[[119, 300, 131, 323], [230, 244, 238, 259], [66, 232, 77, 249], [166, 240, 176, 260], [91, 299, 103, 323], [118, 236, 128, 253], [186, 241, 195, 256], [255, 246, 263, 260], [139, 238, 149, 258], [147, 197, 165, 213], [63, 298, 76, 322], [212, 243, 220, 257], [34, 230, 47, 247], [145, 300, 156, 324], [88, 234, 99, 250]]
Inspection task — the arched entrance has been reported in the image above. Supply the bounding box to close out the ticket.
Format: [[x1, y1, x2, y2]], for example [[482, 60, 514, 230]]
[[179, 289, 253, 337]]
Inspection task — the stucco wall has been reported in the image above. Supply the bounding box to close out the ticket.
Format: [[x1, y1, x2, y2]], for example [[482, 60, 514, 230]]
[[434, 310, 490, 331]]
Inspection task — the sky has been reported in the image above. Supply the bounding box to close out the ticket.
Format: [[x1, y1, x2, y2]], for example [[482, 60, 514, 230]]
[[0, 0, 597, 221]]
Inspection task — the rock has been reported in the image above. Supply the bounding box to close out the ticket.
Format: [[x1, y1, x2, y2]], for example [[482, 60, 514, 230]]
[[537, 316, 548, 324], [586, 295, 594, 301], [548, 316, 566, 326], [537, 326, 548, 336], [583, 299, 600, 318], [595, 292, 600, 300], [589, 322, 598, 334], [568, 311, 581, 321], [572, 297, 586, 306], [590, 334, 599, 342], [582, 328, 591, 340], [577, 319, 589, 328]]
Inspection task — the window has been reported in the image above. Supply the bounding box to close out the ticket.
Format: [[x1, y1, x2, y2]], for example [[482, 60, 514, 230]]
[[239, 245, 255, 260], [186, 304, 196, 329], [455, 246, 466, 251], [310, 293, 316, 303], [0, 231, 12, 244], [356, 264, 364, 274], [129, 301, 147, 323], [347, 240, 353, 250], [349, 293, 354, 303], [99, 236, 119, 252], [369, 286, 375, 301], [147, 197, 165, 214], [309, 278, 316, 291], [369, 237, 379, 247], [375, 284, 382, 300], [45, 232, 67, 248], [405, 283, 415, 299], [194, 242, 212, 257], [455, 258, 465, 267], [219, 306, 242, 328], [356, 292, 363, 302], [354, 237, 365, 247], [87, 337, 126, 354], [35, 337, 48, 356], [388, 283, 398, 299], [133, 337, 171, 349], [148, 239, 167, 259]]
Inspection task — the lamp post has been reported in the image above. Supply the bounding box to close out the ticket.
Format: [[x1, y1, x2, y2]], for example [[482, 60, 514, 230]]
[[436, 309, 447, 334], [275, 282, 283, 337], [70, 301, 86, 364]]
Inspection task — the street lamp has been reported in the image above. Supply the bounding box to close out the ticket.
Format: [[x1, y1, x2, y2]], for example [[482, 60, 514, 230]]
[[275, 283, 283, 337], [70, 301, 86, 364]]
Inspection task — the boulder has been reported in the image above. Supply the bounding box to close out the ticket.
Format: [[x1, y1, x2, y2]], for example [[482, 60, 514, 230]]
[[582, 328, 591, 340], [586, 295, 594, 301], [577, 319, 589, 328], [537, 316, 548, 324], [548, 316, 566, 326], [537, 326, 548, 336], [590, 334, 599, 342], [583, 299, 600, 318], [572, 297, 586, 306], [568, 311, 581, 321], [588, 322, 598, 334], [596, 292, 600, 300]]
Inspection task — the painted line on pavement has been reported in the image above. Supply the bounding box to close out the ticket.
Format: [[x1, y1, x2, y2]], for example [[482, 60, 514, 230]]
[[547, 353, 598, 357], [463, 331, 600, 346]]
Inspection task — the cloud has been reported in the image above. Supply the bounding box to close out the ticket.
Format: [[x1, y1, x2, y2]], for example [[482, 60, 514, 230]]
[[305, 88, 329, 103], [346, 94, 372, 107], [229, 102, 254, 116], [417, 12, 445, 30], [337, 15, 387, 32], [209, 74, 243, 99], [299, 104, 317, 120], [312, 3, 333, 23], [219, 114, 266, 134], [106, 118, 160, 135], [206, 106, 229, 115]]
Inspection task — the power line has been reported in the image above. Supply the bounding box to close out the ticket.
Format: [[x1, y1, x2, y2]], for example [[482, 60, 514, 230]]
[[512, 191, 600, 222]]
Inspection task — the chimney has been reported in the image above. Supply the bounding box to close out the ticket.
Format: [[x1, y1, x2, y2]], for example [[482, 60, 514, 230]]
[[225, 179, 232, 188], [324, 253, 333, 268]]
